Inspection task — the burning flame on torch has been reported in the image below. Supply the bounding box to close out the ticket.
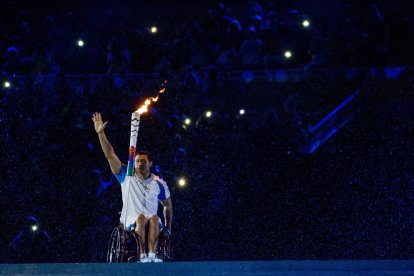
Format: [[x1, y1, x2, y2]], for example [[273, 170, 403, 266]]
[[135, 81, 167, 114]]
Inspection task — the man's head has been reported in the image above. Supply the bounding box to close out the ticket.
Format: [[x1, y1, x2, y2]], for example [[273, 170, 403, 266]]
[[134, 150, 153, 177]]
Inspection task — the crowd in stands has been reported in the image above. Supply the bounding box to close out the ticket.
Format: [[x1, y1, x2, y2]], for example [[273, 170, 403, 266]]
[[1, 1, 414, 79], [1, 0, 414, 262]]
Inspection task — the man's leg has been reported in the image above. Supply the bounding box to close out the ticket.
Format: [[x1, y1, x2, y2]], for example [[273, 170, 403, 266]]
[[135, 214, 146, 255], [147, 215, 160, 254]]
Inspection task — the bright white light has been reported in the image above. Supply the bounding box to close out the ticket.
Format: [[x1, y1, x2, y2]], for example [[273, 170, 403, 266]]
[[205, 111, 212, 118], [178, 177, 187, 187], [184, 118, 191, 125], [150, 26, 158, 33], [32, 225, 38, 231], [302, 20, 310, 28], [4, 81, 11, 88], [284, 51, 292, 59], [77, 40, 84, 47], [239, 109, 245, 115]]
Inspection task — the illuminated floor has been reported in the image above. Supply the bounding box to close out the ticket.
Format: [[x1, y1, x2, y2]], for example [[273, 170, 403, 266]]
[[1, 260, 414, 275]]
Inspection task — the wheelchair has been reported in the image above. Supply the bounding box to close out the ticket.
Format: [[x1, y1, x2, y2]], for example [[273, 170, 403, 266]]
[[106, 219, 172, 263]]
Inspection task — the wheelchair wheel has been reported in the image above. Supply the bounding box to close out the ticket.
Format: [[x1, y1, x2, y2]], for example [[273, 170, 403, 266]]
[[158, 230, 173, 262], [107, 225, 141, 263], [107, 226, 123, 263], [125, 230, 141, 262]]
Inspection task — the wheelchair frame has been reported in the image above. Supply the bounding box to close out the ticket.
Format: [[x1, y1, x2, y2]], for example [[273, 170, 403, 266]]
[[107, 224, 172, 263]]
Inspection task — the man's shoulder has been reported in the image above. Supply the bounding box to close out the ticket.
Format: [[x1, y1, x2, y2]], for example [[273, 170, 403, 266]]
[[151, 173, 167, 185], [113, 165, 128, 184], [151, 173, 170, 200]]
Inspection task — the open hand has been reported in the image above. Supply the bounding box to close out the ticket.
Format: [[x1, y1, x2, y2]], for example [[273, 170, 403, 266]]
[[92, 112, 108, 134]]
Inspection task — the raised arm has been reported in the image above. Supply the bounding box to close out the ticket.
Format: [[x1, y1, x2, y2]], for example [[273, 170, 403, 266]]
[[92, 112, 122, 174]]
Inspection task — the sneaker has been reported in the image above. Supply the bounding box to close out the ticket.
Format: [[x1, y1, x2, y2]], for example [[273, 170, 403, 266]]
[[150, 257, 163, 263], [139, 253, 150, 263], [140, 257, 152, 263], [147, 252, 163, 263]]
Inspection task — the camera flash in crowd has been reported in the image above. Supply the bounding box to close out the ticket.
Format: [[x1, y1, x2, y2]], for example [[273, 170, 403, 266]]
[[205, 111, 212, 118], [184, 118, 191, 125], [178, 177, 187, 187], [239, 109, 245, 115], [31, 225, 38, 232], [302, 20, 310, 28], [150, 26, 158, 34], [284, 50, 292, 59], [77, 39, 85, 47], [3, 81, 11, 88]]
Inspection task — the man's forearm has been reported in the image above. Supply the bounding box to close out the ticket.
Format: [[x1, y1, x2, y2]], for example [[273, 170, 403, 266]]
[[97, 131, 121, 174], [164, 206, 172, 230], [98, 131, 115, 158]]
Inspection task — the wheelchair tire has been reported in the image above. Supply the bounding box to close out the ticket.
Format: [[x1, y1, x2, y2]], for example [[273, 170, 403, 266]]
[[107, 226, 123, 263], [107, 225, 142, 263], [158, 232, 173, 262]]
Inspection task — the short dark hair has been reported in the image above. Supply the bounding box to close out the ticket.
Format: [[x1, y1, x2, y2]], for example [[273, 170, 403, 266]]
[[136, 150, 151, 161]]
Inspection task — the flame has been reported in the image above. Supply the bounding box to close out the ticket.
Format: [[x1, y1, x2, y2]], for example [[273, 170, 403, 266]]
[[134, 81, 167, 114], [136, 97, 158, 114]]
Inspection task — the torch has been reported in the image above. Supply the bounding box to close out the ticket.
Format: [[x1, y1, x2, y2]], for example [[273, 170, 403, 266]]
[[127, 112, 140, 176], [126, 80, 168, 176]]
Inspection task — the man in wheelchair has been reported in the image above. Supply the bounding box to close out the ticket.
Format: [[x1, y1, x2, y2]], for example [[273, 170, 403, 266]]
[[93, 112, 173, 263]]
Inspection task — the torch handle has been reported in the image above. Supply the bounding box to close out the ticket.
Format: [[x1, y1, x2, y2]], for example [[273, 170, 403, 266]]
[[127, 146, 135, 176], [130, 112, 140, 147], [127, 112, 140, 176]]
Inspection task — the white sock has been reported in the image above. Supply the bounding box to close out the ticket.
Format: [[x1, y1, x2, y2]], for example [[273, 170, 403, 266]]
[[140, 253, 147, 259], [148, 252, 156, 259]]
